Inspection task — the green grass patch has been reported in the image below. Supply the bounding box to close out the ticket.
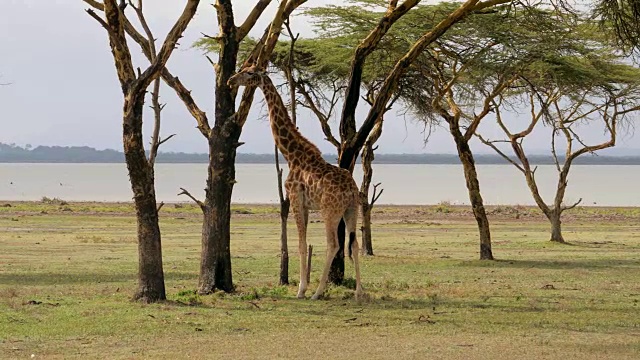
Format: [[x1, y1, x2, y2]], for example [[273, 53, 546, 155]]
[[1, 204, 639, 358]]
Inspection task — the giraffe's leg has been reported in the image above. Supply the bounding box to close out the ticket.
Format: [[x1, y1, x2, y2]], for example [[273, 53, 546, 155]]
[[344, 206, 364, 299], [311, 213, 341, 300], [290, 192, 309, 299]]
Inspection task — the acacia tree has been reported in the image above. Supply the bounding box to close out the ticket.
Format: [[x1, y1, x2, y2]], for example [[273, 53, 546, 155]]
[[85, 0, 200, 302], [595, 0, 640, 49], [458, 10, 640, 242], [480, 87, 640, 242], [269, 0, 511, 278], [310, 2, 605, 259], [405, 4, 593, 257]]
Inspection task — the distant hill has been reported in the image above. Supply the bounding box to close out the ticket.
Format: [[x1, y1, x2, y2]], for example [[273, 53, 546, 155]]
[[0, 143, 639, 165]]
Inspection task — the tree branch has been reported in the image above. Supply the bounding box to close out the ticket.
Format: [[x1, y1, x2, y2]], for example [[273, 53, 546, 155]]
[[475, 134, 525, 172], [85, 0, 212, 137], [234, 0, 308, 128], [371, 182, 384, 206], [178, 187, 205, 209], [340, 0, 421, 144], [237, 0, 272, 41], [85, 8, 112, 35], [133, 0, 200, 94], [296, 82, 341, 150], [562, 197, 582, 211], [129, 0, 165, 168], [343, 0, 487, 169]]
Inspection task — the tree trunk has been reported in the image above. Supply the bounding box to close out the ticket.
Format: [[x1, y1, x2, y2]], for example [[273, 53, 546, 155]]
[[124, 97, 166, 303], [279, 201, 290, 285], [328, 219, 346, 285], [198, 127, 239, 294], [198, 3, 239, 294], [360, 198, 374, 256], [359, 139, 379, 256], [546, 209, 565, 243], [277, 149, 290, 285], [450, 124, 494, 260]]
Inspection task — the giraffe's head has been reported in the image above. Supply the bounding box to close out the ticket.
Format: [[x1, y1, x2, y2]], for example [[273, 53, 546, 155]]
[[227, 65, 264, 87]]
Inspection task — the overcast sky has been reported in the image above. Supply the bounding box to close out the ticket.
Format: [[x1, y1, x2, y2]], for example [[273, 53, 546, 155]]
[[0, 0, 637, 155]]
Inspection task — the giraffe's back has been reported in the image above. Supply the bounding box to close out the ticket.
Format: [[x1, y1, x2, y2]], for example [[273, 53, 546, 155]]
[[300, 163, 358, 212]]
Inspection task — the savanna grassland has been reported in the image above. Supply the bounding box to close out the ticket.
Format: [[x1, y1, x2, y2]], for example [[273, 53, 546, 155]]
[[1, 201, 639, 359]]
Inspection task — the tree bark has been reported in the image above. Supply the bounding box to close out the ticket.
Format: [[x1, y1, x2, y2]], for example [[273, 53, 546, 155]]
[[279, 199, 290, 285], [450, 123, 494, 260], [360, 199, 374, 256], [359, 123, 382, 256], [195, 0, 240, 294], [125, 96, 166, 302], [199, 125, 240, 293], [547, 210, 565, 243], [276, 145, 290, 285]]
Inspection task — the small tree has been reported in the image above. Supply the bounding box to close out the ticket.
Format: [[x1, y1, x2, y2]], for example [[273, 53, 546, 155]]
[[85, 0, 200, 302], [478, 85, 640, 242], [274, 19, 300, 285], [359, 121, 384, 256], [471, 12, 640, 242]]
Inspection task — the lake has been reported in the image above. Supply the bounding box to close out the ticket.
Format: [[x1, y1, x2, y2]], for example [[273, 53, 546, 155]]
[[0, 163, 638, 206]]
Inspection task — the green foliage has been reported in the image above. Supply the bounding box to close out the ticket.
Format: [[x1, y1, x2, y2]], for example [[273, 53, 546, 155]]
[[175, 289, 202, 305], [228, 2, 640, 121]]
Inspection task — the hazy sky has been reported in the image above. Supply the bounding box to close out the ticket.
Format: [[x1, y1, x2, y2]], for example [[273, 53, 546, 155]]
[[0, 0, 638, 155]]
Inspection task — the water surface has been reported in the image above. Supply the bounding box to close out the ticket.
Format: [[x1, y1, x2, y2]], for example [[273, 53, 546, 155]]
[[1, 163, 638, 206]]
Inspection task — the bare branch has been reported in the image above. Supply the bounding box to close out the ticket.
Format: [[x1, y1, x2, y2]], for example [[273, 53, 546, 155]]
[[550, 128, 561, 173], [85, 8, 112, 34], [297, 82, 341, 150], [464, 77, 513, 141], [562, 198, 582, 211], [234, 0, 308, 128], [237, 0, 273, 41], [133, 0, 200, 94], [371, 182, 384, 206], [475, 134, 525, 172], [148, 79, 163, 166], [178, 187, 204, 209], [156, 201, 165, 212], [158, 134, 176, 147]]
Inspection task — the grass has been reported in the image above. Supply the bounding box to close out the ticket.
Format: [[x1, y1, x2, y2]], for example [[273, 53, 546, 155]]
[[1, 202, 639, 359]]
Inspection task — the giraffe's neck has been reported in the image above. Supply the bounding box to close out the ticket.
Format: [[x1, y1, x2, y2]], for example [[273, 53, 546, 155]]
[[259, 75, 323, 165]]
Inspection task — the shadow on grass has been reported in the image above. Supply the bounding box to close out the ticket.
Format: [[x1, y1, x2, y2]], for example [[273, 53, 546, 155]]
[[459, 258, 640, 270], [0, 271, 197, 285]]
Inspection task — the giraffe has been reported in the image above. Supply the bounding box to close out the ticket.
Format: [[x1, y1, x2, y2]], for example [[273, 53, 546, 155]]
[[228, 66, 363, 300]]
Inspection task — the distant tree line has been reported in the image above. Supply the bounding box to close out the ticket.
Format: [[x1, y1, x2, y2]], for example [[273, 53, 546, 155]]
[[1, 143, 638, 165]]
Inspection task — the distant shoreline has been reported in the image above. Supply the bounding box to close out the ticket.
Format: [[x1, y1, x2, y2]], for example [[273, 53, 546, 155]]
[[1, 143, 639, 165]]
